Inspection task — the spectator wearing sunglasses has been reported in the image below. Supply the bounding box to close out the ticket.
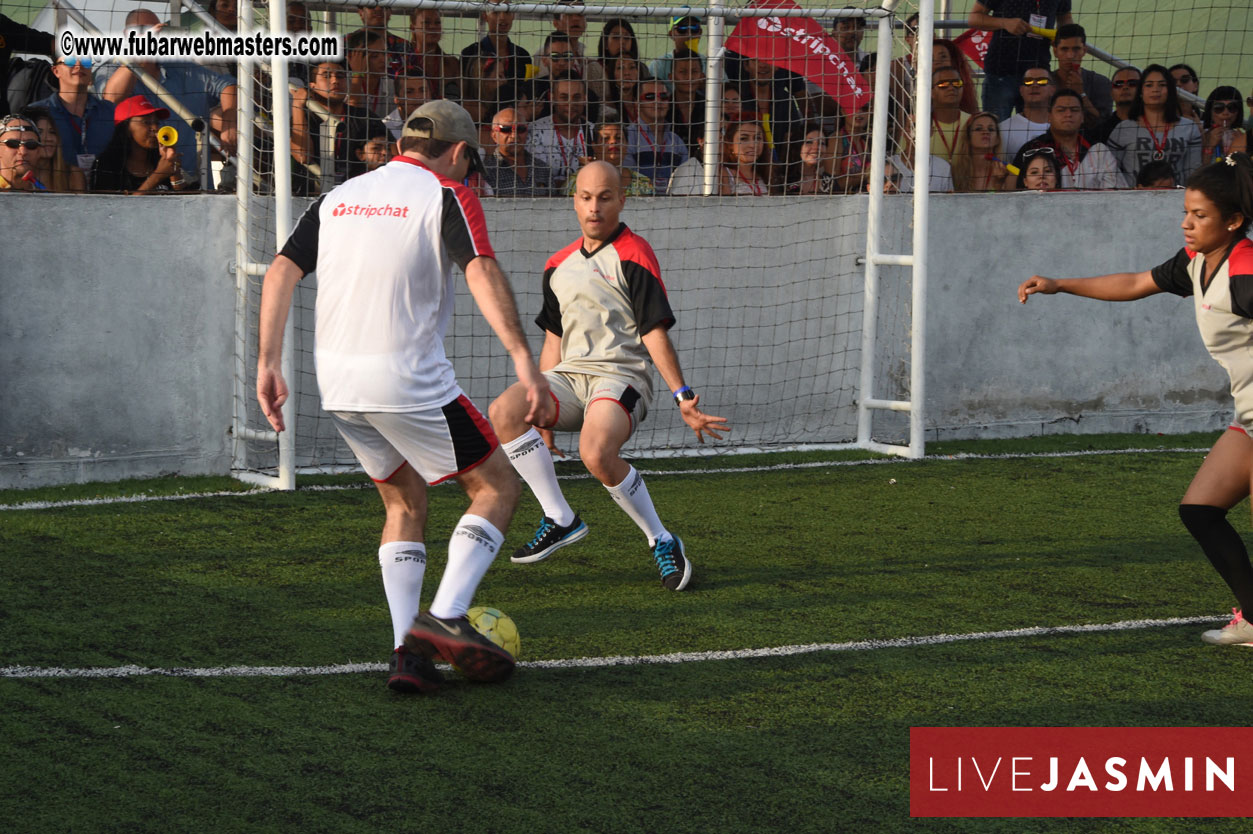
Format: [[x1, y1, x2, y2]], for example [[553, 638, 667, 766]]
[[0, 14, 54, 119], [1050, 24, 1111, 134], [649, 16, 704, 85], [968, 0, 1073, 121], [484, 107, 558, 197], [999, 67, 1055, 157], [535, 34, 603, 124], [19, 105, 85, 192], [625, 79, 688, 193], [1095, 66, 1141, 145], [932, 39, 980, 116], [1106, 64, 1201, 187], [0, 115, 42, 190], [1013, 89, 1125, 189], [567, 121, 654, 197], [930, 67, 971, 164], [1169, 64, 1202, 123], [1015, 146, 1061, 190], [91, 96, 189, 193], [31, 53, 115, 179], [1201, 87, 1248, 164]]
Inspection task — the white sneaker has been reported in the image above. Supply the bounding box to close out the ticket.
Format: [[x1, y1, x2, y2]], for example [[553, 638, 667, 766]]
[[1201, 608, 1253, 646]]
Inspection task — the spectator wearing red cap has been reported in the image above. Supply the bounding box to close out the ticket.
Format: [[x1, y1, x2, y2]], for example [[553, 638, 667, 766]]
[[95, 8, 238, 184], [91, 95, 189, 193]]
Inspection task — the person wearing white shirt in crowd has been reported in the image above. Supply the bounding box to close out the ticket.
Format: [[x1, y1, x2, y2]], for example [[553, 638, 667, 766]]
[[526, 73, 593, 187], [999, 67, 1056, 158], [1013, 89, 1126, 189]]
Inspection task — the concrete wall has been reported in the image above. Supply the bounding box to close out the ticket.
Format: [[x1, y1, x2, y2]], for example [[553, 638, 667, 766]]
[[1, 193, 238, 489], [0, 189, 1230, 489], [921, 190, 1229, 440]]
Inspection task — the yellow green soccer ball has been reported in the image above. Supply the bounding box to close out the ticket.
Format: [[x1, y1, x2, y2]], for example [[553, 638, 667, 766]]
[[466, 606, 520, 660]]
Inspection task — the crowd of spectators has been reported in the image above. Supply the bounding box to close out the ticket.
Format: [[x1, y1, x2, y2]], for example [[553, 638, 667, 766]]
[[2, 5, 1250, 196]]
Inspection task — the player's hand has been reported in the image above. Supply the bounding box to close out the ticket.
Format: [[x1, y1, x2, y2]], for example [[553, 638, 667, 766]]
[[539, 427, 565, 458], [679, 396, 729, 444], [256, 365, 289, 432], [516, 358, 554, 428], [1017, 275, 1059, 304], [1002, 18, 1030, 35]]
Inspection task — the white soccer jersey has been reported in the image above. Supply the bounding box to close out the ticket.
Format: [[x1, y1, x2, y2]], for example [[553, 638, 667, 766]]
[[279, 156, 495, 411], [1152, 238, 1253, 427]]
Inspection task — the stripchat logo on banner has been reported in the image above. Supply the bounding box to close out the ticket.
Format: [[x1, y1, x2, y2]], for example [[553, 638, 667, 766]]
[[911, 727, 1253, 817]]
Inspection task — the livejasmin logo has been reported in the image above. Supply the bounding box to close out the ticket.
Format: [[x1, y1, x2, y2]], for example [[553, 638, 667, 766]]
[[927, 754, 1234, 793], [910, 727, 1253, 818]]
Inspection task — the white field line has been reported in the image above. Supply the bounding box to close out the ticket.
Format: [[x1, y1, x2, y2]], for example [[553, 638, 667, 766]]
[[0, 616, 1225, 680], [0, 447, 1209, 512]]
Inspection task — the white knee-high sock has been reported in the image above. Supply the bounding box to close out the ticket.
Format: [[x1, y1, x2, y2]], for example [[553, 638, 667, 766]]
[[502, 428, 575, 526], [605, 466, 670, 547], [429, 515, 504, 620], [378, 541, 427, 648]]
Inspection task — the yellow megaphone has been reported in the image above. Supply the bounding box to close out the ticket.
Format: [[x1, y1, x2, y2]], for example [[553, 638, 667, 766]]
[[157, 125, 179, 147], [1029, 25, 1057, 40]]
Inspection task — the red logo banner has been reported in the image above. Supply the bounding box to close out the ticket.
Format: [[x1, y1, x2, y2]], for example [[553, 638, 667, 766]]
[[952, 28, 993, 68], [724, 0, 870, 114], [911, 727, 1253, 817]]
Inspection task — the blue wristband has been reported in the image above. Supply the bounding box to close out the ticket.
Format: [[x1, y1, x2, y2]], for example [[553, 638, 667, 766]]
[[672, 386, 692, 398]]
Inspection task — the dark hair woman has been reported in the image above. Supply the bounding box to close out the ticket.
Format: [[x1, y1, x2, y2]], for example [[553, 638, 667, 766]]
[[1018, 153, 1253, 647]]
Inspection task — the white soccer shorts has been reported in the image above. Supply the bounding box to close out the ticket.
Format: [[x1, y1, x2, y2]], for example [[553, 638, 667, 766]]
[[330, 394, 499, 484]]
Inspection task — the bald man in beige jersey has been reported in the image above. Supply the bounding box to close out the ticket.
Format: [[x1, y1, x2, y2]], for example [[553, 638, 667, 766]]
[[489, 161, 728, 590]]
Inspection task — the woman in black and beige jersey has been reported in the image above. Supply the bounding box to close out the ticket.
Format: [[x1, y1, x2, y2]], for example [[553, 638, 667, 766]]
[[1018, 153, 1253, 647]]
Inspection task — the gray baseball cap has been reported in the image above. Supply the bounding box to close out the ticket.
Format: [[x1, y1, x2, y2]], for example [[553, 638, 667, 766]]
[[402, 99, 485, 174]]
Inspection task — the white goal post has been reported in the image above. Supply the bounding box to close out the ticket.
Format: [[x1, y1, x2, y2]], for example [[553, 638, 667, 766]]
[[230, 0, 933, 489]]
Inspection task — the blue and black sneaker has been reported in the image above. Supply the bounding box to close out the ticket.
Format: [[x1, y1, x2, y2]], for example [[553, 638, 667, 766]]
[[511, 513, 589, 564], [653, 535, 692, 591]]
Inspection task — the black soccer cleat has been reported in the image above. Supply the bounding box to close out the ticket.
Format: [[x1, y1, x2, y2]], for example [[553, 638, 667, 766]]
[[405, 611, 517, 683], [387, 645, 444, 694], [511, 513, 589, 563], [653, 535, 692, 591]]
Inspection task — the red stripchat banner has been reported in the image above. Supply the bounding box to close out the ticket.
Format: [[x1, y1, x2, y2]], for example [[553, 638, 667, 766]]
[[911, 727, 1253, 817]]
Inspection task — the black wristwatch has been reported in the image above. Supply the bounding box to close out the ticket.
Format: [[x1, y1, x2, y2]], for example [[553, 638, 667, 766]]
[[673, 386, 696, 404]]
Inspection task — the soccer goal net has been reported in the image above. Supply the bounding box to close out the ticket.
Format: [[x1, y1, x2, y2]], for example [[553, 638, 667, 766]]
[[229, 0, 927, 487]]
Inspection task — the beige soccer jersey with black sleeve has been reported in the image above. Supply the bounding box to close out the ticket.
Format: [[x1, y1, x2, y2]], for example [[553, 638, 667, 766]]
[[536, 223, 676, 395]]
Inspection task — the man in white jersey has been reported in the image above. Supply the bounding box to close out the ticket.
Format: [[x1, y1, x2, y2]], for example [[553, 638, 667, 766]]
[[488, 161, 728, 591], [256, 100, 552, 693]]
